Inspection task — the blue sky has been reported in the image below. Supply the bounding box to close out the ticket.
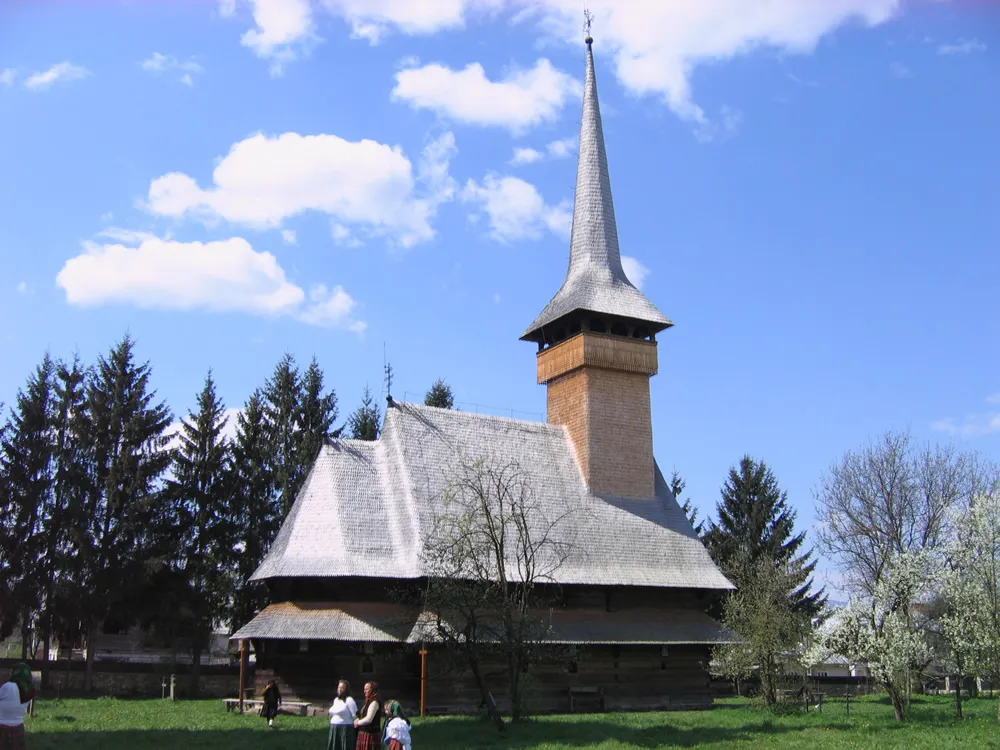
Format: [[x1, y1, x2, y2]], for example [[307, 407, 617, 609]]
[[1, 0, 997, 592]]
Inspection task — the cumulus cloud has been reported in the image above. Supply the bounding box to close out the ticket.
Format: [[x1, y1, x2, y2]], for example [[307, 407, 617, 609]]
[[931, 394, 1000, 439], [140, 53, 204, 85], [0, 69, 15, 86], [230, 0, 318, 75], [25, 62, 90, 91], [937, 38, 987, 56], [56, 235, 366, 332], [510, 137, 577, 165], [145, 130, 457, 248], [621, 256, 649, 289], [392, 59, 579, 133], [281, 229, 297, 244], [462, 174, 571, 242], [222, 0, 901, 132]]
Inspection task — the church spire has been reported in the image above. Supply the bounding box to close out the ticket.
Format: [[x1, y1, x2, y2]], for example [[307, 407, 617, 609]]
[[520, 33, 672, 347]]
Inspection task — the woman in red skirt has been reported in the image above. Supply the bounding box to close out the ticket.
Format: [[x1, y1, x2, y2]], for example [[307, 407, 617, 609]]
[[352, 681, 382, 750], [0, 663, 34, 750]]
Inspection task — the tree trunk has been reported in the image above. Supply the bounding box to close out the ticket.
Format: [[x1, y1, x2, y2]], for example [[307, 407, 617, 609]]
[[508, 658, 522, 722], [955, 673, 963, 720], [42, 633, 51, 689], [84, 621, 96, 693], [467, 655, 504, 732], [886, 682, 905, 723], [190, 644, 202, 698]]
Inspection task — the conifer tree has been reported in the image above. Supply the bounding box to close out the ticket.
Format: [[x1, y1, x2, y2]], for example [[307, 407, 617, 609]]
[[0, 354, 57, 658], [230, 392, 278, 630], [669, 470, 704, 536], [78, 335, 172, 691], [424, 378, 455, 409], [167, 371, 235, 690], [262, 354, 302, 516], [297, 356, 339, 478], [0, 404, 11, 642], [46, 356, 90, 680], [704, 455, 826, 618], [348, 385, 381, 441]]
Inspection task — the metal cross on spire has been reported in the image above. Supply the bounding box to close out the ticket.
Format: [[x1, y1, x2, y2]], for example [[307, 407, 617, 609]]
[[583, 7, 594, 43]]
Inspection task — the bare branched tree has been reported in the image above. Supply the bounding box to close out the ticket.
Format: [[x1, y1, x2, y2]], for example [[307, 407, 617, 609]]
[[420, 456, 573, 727], [815, 430, 994, 597]]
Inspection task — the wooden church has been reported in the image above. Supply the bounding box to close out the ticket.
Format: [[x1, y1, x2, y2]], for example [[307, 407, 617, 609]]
[[233, 34, 733, 715]]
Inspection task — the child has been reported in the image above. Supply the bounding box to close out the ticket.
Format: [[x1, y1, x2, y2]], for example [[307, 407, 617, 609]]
[[261, 680, 281, 728], [381, 700, 411, 750], [0, 663, 34, 750]]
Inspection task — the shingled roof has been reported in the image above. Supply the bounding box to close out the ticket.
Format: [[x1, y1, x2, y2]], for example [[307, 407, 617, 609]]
[[250, 401, 732, 591], [521, 37, 672, 343], [232, 601, 735, 646]]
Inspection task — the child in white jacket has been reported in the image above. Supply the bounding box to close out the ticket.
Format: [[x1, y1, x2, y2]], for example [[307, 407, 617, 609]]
[[382, 700, 412, 750]]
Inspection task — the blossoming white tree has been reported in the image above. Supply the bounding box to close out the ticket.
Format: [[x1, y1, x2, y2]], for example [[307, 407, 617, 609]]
[[825, 552, 936, 722]]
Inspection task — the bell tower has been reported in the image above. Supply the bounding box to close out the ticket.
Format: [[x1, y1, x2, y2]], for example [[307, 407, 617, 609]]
[[520, 34, 673, 500]]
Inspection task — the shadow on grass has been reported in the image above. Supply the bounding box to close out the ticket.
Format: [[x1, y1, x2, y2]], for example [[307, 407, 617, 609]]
[[26, 717, 851, 750]]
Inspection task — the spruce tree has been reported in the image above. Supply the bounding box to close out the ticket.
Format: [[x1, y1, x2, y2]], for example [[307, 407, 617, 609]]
[[0, 404, 11, 642], [0, 354, 57, 658], [669, 470, 704, 536], [348, 385, 381, 441], [704, 455, 826, 618], [297, 356, 339, 478], [47, 356, 90, 679], [167, 371, 235, 690], [262, 354, 302, 516], [424, 378, 455, 409], [230, 392, 278, 630], [78, 335, 172, 691]]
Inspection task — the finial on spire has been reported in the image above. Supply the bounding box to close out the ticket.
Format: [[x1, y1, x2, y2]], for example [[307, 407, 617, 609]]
[[583, 7, 594, 46]]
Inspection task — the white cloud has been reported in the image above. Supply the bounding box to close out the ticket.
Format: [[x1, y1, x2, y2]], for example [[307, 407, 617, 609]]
[[510, 147, 543, 165], [931, 394, 1000, 439], [510, 137, 577, 166], [621, 256, 648, 289], [16, 281, 29, 295], [56, 235, 365, 332], [937, 38, 987, 56], [519, 0, 900, 131], [237, 0, 317, 75], [146, 130, 457, 248], [392, 59, 580, 132], [218, 0, 237, 17], [0, 68, 15, 86], [24, 62, 90, 91], [96, 227, 160, 244], [140, 53, 205, 85], [281, 229, 297, 244], [889, 61, 912, 78], [462, 174, 571, 242], [299, 284, 366, 332], [322, 0, 502, 44], [546, 136, 576, 158]]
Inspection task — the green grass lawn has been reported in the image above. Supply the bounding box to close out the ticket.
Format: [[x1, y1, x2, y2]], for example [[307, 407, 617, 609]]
[[20, 695, 1000, 749]]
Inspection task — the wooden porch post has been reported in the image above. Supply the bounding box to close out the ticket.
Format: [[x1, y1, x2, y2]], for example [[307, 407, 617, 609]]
[[419, 647, 428, 717], [238, 639, 247, 713]]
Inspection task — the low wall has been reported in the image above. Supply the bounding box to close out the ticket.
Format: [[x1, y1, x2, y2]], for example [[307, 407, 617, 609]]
[[0, 658, 248, 699]]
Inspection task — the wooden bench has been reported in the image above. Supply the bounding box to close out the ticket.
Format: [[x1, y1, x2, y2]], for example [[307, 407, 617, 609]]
[[568, 686, 605, 713], [223, 698, 312, 716]]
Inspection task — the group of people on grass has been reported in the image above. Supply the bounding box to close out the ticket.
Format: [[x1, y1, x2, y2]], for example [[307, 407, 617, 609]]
[[260, 678, 411, 750], [0, 663, 34, 750]]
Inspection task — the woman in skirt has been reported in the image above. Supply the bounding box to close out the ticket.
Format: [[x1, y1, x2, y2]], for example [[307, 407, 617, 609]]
[[381, 700, 411, 750], [327, 679, 357, 750], [0, 663, 34, 750], [352, 681, 381, 750], [261, 680, 281, 728]]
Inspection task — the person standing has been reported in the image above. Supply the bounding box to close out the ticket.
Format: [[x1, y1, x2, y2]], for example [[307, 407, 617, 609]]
[[326, 679, 357, 750], [0, 663, 34, 750], [381, 700, 412, 750], [261, 679, 281, 728], [352, 681, 381, 750]]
